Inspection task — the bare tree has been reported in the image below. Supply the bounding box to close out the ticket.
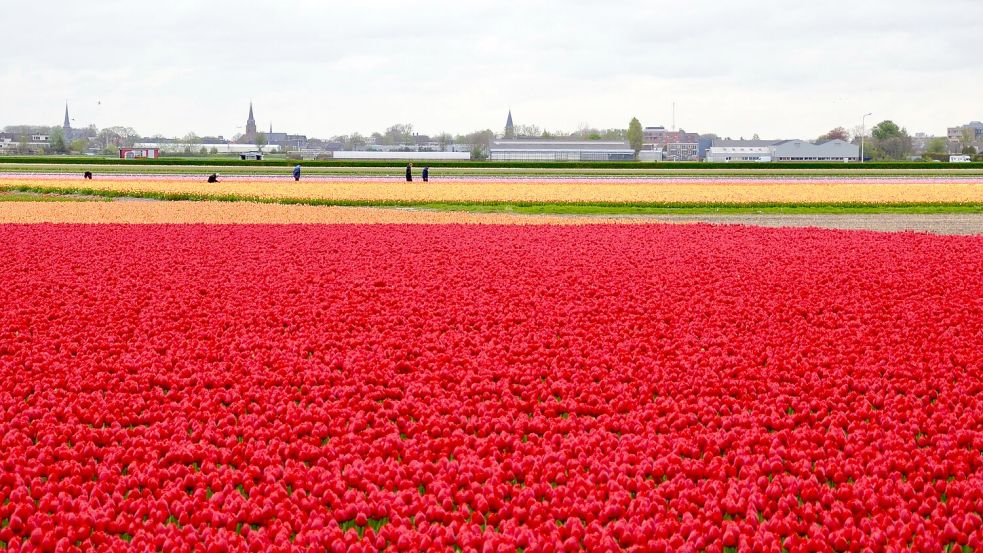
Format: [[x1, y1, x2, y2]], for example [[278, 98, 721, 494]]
[[602, 128, 627, 140], [817, 127, 849, 143], [849, 125, 869, 144], [383, 124, 414, 145], [456, 129, 495, 158], [97, 126, 139, 149], [436, 132, 453, 151], [343, 133, 366, 150]]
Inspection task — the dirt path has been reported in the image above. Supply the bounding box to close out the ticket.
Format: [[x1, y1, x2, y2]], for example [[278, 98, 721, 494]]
[[639, 213, 983, 235]]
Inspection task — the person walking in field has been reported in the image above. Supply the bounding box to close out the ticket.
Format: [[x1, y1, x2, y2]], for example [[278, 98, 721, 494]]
[[422, 166, 429, 182], [405, 163, 413, 182], [83, 171, 93, 180], [293, 164, 301, 182]]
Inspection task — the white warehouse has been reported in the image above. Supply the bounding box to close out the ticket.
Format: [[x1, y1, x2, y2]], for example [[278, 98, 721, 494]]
[[706, 139, 860, 162], [489, 139, 635, 162]]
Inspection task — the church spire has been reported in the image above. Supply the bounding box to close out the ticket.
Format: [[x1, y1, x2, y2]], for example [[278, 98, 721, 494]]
[[504, 109, 515, 139], [63, 103, 71, 129], [245, 102, 257, 138]]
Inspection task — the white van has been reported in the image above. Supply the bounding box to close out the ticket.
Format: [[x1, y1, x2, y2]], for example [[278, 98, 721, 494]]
[[949, 155, 972, 163]]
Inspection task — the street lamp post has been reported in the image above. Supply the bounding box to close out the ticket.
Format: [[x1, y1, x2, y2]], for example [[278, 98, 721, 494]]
[[861, 112, 872, 163]]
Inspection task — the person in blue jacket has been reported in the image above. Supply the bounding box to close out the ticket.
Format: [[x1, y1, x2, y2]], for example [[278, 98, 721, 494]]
[[293, 164, 301, 182], [422, 166, 429, 182]]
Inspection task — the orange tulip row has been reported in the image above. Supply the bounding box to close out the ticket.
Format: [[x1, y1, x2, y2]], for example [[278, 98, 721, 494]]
[[2, 175, 981, 204]]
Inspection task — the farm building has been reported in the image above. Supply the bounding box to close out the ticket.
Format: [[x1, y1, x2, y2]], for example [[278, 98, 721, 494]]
[[0, 133, 52, 154], [332, 151, 470, 160], [118, 147, 160, 160], [705, 140, 775, 162], [664, 142, 700, 162], [706, 139, 859, 162], [134, 143, 280, 154], [772, 139, 859, 162], [489, 139, 635, 161]]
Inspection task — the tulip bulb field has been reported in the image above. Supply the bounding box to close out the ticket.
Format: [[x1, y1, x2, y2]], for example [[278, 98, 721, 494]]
[[2, 174, 983, 206], [0, 220, 981, 552]]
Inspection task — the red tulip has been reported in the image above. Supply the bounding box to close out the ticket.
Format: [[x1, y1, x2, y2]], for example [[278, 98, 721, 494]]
[[0, 224, 979, 550]]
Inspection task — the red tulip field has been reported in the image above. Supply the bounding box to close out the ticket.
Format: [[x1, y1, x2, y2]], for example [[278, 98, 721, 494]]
[[0, 223, 981, 552]]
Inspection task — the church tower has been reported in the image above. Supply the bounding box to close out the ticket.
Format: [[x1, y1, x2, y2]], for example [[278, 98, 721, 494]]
[[504, 109, 515, 139], [245, 102, 257, 139], [63, 103, 73, 140]]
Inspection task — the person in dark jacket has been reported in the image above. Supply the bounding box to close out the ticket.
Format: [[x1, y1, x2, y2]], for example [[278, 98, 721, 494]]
[[405, 163, 413, 182], [293, 164, 301, 182], [207, 173, 219, 183], [83, 171, 93, 180], [422, 166, 429, 182]]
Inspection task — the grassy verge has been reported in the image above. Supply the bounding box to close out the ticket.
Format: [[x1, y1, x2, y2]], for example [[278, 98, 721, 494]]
[[1, 184, 981, 214], [0, 191, 110, 202], [411, 203, 983, 215]]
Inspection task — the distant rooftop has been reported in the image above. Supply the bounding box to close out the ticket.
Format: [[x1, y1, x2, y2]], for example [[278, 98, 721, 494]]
[[712, 139, 782, 147], [491, 139, 631, 151]]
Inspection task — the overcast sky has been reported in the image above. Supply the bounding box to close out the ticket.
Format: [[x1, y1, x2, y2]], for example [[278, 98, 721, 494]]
[[3, 0, 981, 140]]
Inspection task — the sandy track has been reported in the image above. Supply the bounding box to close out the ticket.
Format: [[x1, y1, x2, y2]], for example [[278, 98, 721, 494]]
[[641, 213, 983, 235]]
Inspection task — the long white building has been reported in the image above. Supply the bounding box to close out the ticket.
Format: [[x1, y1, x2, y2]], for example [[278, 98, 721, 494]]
[[135, 142, 281, 154], [489, 139, 635, 161], [332, 151, 470, 160], [706, 139, 860, 162]]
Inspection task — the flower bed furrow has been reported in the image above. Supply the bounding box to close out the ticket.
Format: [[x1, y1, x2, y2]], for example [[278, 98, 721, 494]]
[[0, 224, 981, 551]]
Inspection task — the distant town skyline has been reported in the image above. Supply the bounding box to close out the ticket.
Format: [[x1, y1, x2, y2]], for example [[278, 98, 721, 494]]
[[2, 0, 981, 139]]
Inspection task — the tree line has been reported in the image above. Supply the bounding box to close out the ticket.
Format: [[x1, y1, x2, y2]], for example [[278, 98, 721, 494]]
[[6, 118, 976, 161], [815, 122, 976, 160], [2, 124, 140, 155]]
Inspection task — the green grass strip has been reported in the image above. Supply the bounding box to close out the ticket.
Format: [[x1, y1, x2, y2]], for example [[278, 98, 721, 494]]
[[2, 184, 981, 215], [413, 203, 983, 215], [0, 192, 110, 202]]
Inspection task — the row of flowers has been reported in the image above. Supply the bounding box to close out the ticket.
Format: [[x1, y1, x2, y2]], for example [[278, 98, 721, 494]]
[[2, 176, 981, 204], [10, 173, 983, 183], [0, 202, 637, 225], [0, 224, 981, 551]]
